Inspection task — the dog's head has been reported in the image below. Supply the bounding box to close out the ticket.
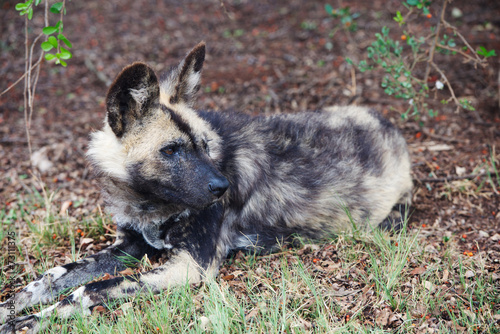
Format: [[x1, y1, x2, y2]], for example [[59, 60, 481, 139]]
[[88, 43, 228, 213]]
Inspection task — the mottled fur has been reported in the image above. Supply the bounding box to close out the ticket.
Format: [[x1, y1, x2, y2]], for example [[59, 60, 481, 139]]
[[0, 42, 412, 333]]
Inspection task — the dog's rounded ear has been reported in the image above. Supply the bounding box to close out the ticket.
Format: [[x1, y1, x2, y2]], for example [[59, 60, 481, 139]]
[[162, 42, 205, 107], [106, 62, 160, 138]]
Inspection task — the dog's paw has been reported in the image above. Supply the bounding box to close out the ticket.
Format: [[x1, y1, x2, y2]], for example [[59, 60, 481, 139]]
[[0, 302, 12, 325], [0, 315, 41, 334]]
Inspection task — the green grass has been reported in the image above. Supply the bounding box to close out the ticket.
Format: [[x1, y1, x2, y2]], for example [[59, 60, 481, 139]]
[[1, 182, 499, 333]]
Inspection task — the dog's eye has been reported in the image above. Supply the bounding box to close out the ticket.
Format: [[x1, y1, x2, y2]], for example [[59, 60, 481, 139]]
[[161, 146, 176, 157]]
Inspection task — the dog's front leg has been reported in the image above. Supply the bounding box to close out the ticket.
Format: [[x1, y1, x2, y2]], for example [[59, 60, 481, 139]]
[[0, 227, 158, 324], [0, 250, 204, 334]]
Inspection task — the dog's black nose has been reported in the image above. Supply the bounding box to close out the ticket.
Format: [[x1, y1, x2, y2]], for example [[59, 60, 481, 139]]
[[208, 177, 229, 198]]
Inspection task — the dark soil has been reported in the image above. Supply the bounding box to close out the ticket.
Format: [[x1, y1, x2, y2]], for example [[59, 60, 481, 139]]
[[1, 0, 499, 314]]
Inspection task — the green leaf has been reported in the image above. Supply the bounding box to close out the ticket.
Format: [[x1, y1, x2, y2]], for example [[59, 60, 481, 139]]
[[406, 0, 418, 6], [34, 0, 41, 5], [48, 36, 58, 48], [15, 2, 29, 11], [57, 34, 72, 48], [27, 7, 33, 19], [59, 59, 67, 67], [325, 4, 333, 15], [50, 2, 63, 14], [45, 53, 56, 60], [367, 46, 374, 58], [59, 47, 72, 59], [40, 41, 54, 51], [393, 11, 404, 25], [42, 26, 58, 35], [477, 46, 497, 58]]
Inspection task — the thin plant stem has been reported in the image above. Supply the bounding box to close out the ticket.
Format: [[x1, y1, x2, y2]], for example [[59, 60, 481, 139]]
[[23, 14, 32, 160], [424, 0, 447, 84]]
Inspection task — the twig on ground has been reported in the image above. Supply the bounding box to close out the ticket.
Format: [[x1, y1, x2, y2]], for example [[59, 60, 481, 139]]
[[421, 129, 468, 143], [417, 172, 490, 183]]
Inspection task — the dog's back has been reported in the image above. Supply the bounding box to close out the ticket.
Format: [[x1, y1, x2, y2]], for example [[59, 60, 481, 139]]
[[199, 105, 412, 252]]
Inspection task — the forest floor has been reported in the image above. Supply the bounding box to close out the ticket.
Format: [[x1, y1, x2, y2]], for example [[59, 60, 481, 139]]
[[0, 0, 499, 332]]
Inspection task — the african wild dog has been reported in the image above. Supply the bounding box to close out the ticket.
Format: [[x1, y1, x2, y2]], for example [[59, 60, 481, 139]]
[[0, 42, 412, 332]]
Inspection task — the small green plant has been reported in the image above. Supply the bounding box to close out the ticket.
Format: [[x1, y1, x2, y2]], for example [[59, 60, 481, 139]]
[[338, 0, 495, 120], [222, 28, 245, 38], [476, 46, 497, 58], [300, 20, 318, 31], [325, 4, 359, 32]]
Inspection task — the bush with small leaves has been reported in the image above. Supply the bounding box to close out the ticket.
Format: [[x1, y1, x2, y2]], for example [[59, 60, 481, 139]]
[[327, 0, 496, 120], [16, 0, 73, 67], [1, 0, 74, 160]]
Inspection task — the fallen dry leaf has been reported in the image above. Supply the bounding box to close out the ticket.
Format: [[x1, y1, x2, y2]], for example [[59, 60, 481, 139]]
[[59, 200, 73, 215], [388, 312, 404, 326], [329, 288, 361, 297], [465, 270, 475, 278], [424, 244, 438, 254], [455, 166, 466, 176], [120, 302, 133, 315], [245, 308, 259, 320], [111, 309, 124, 319], [118, 267, 135, 276], [410, 267, 426, 275], [298, 318, 313, 330], [199, 316, 211, 330], [423, 280, 434, 292], [101, 273, 114, 280], [31, 146, 53, 172], [92, 305, 106, 315], [442, 269, 449, 282], [321, 260, 341, 271], [375, 307, 391, 327], [478, 230, 489, 238], [80, 237, 94, 245]]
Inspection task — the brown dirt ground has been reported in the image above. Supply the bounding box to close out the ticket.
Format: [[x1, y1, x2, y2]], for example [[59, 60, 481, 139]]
[[0, 0, 499, 328]]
